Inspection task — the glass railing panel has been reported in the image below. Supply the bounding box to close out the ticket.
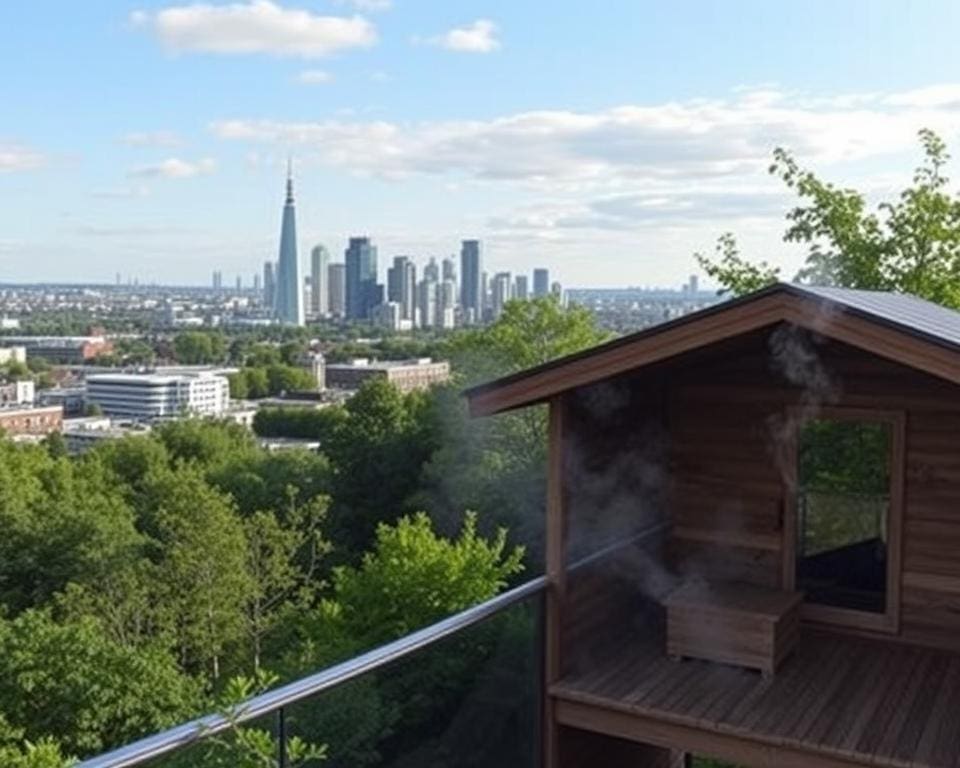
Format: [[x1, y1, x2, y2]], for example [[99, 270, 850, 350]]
[[136, 712, 280, 768], [78, 585, 544, 768], [284, 591, 542, 768]]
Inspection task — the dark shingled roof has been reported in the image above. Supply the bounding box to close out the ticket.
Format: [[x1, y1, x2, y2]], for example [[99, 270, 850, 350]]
[[464, 282, 960, 401]]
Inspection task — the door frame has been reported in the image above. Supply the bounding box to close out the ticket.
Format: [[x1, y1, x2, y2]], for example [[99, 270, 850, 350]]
[[781, 406, 905, 634]]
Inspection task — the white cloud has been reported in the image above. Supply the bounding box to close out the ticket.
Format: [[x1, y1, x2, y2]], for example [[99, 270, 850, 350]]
[[127, 157, 216, 178], [427, 19, 499, 53], [132, 1, 376, 58], [884, 84, 960, 109], [210, 86, 960, 188], [120, 131, 182, 148], [297, 69, 333, 84], [334, 0, 391, 11], [0, 142, 45, 173]]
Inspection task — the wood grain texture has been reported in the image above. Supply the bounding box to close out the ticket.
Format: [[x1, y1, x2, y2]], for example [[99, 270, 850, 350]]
[[551, 627, 960, 768]]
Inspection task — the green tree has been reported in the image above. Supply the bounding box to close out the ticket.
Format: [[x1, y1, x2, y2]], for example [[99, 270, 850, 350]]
[[325, 379, 439, 553], [252, 406, 345, 440], [2, 360, 30, 379], [243, 499, 331, 672], [173, 332, 225, 365], [154, 419, 257, 470], [139, 466, 253, 679], [173, 331, 213, 364], [332, 512, 523, 647], [445, 296, 609, 385], [266, 364, 314, 394], [697, 129, 960, 306], [244, 367, 270, 399], [416, 298, 607, 564], [228, 371, 249, 399], [0, 442, 141, 613], [0, 714, 72, 768], [0, 610, 200, 757]]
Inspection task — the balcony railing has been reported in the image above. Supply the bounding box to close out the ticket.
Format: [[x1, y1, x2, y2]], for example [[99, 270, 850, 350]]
[[77, 523, 666, 768], [76, 575, 547, 768]]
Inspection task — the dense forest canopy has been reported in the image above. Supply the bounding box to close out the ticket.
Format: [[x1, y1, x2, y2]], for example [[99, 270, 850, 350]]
[[0, 296, 600, 766]]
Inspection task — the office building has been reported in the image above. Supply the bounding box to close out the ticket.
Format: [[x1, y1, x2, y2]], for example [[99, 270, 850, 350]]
[[62, 418, 151, 456], [423, 257, 440, 283], [2, 335, 113, 364], [345, 236, 379, 320], [515, 274, 529, 300], [328, 263, 346, 318], [440, 278, 457, 328], [38, 386, 86, 416], [86, 372, 230, 420], [311, 245, 329, 317], [460, 240, 482, 323], [325, 358, 450, 394], [533, 268, 550, 298], [442, 256, 456, 283], [387, 256, 417, 322], [491, 272, 512, 318], [418, 277, 438, 329], [263, 261, 277, 310], [372, 301, 408, 331], [551, 281, 565, 305], [274, 163, 304, 325]]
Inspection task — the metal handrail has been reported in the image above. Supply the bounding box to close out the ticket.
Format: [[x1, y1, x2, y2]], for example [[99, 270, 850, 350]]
[[77, 575, 547, 768], [78, 520, 665, 767]]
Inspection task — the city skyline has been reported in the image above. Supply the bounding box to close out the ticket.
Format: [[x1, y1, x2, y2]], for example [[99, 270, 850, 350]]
[[6, 3, 960, 287]]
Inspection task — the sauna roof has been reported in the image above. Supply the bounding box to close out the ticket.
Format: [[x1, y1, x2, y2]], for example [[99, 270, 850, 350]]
[[465, 282, 960, 416]]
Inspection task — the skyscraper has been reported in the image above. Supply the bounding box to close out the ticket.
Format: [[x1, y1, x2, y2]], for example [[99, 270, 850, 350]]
[[345, 236, 379, 320], [311, 245, 329, 317], [328, 263, 346, 318], [441, 256, 456, 283], [533, 268, 550, 298], [515, 274, 529, 300], [275, 162, 304, 326], [387, 256, 417, 321], [460, 240, 482, 323], [491, 272, 512, 318], [423, 257, 440, 283], [263, 260, 277, 310], [417, 277, 437, 329]]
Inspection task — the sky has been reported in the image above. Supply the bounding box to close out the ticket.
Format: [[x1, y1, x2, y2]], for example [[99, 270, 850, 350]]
[[4, 1, 960, 288]]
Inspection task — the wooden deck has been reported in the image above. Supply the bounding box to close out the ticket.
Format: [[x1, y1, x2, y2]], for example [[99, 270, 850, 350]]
[[551, 629, 960, 768]]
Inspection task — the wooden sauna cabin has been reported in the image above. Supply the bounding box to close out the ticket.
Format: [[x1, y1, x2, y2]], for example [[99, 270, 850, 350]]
[[466, 283, 960, 768]]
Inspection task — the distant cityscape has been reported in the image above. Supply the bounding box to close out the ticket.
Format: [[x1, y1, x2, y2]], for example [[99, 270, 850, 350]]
[[254, 165, 567, 331]]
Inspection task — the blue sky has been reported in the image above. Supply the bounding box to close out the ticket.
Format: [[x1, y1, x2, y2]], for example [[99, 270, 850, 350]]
[[3, 1, 960, 287]]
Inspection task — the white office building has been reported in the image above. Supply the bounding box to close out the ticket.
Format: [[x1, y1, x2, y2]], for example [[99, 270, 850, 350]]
[[85, 372, 230, 420]]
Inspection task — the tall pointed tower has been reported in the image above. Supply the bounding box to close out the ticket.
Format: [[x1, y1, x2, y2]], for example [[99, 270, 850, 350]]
[[275, 159, 304, 325]]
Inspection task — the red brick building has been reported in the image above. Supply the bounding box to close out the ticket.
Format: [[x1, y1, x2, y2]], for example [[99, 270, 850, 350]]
[[0, 405, 63, 436]]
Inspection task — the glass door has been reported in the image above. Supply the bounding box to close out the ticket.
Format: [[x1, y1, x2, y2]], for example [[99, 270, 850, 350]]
[[784, 408, 904, 632]]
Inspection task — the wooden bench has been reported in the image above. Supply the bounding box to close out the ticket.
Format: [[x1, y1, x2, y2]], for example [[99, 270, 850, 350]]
[[664, 581, 803, 677]]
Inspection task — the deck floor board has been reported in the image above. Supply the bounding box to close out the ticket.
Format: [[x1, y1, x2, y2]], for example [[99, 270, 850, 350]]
[[551, 628, 960, 768]]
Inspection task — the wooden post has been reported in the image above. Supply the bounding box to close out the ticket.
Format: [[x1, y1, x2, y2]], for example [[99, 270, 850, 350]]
[[544, 396, 567, 768]]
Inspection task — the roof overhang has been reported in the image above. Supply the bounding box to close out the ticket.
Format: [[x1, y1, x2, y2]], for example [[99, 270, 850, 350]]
[[465, 284, 960, 417]]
